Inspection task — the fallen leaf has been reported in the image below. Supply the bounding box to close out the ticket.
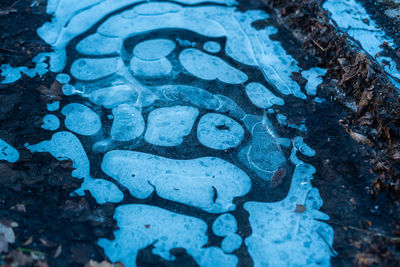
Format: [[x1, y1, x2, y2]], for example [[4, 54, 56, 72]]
[[346, 129, 373, 146], [294, 204, 306, 213], [53, 245, 62, 259]]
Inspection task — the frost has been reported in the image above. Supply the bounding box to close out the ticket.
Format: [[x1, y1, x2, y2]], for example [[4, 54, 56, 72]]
[[203, 41, 221, 53], [158, 85, 220, 110], [212, 214, 238, 237], [111, 104, 144, 142], [133, 39, 176, 61], [221, 233, 242, 253], [179, 48, 248, 84], [197, 113, 244, 150], [239, 115, 286, 181], [75, 177, 123, 204], [293, 136, 316, 157], [130, 57, 172, 77], [302, 67, 327, 96], [61, 103, 101, 136], [0, 138, 19, 163], [27, 131, 90, 178], [101, 151, 251, 213], [98, 204, 238, 267], [41, 114, 60, 131], [244, 145, 334, 267], [76, 33, 122, 55], [145, 106, 199, 146], [46, 101, 60, 111], [71, 57, 123, 81], [85, 84, 139, 109], [55, 73, 70, 84], [277, 113, 307, 132], [245, 82, 284, 108]]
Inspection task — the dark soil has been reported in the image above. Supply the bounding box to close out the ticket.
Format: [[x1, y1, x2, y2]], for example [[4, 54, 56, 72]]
[[0, 0, 399, 266]]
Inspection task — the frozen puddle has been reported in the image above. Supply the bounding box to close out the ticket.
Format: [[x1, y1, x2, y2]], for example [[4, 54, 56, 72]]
[[5, 0, 337, 266]]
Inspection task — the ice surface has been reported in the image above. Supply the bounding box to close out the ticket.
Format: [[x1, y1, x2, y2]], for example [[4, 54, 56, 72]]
[[197, 113, 244, 150], [75, 177, 123, 204], [245, 82, 284, 108], [0, 138, 19, 163], [276, 113, 307, 132], [85, 84, 139, 109], [203, 41, 221, 53], [302, 67, 327, 96], [76, 33, 121, 55], [133, 39, 176, 61], [180, 48, 248, 84], [159, 85, 220, 110], [293, 136, 315, 157], [101, 151, 251, 213], [130, 57, 172, 77], [27, 131, 90, 178], [239, 115, 286, 181], [41, 114, 60, 131], [111, 104, 144, 142], [47, 101, 60, 111], [145, 106, 199, 146], [244, 146, 334, 267], [212, 214, 238, 237], [221, 233, 242, 253], [62, 103, 101, 136], [98, 204, 238, 267], [55, 73, 70, 84], [71, 57, 123, 81]]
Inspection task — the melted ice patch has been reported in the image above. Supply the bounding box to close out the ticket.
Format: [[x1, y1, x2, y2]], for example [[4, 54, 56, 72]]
[[101, 151, 251, 213], [133, 39, 176, 61], [244, 145, 334, 267], [245, 82, 284, 108], [0, 138, 19, 163], [179, 48, 248, 84], [41, 114, 60, 131], [145, 106, 199, 146], [62, 103, 101, 136], [197, 113, 244, 150], [98, 204, 238, 267], [111, 104, 145, 142]]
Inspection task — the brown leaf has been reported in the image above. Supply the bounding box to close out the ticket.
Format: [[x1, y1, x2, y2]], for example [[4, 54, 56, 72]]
[[294, 204, 306, 213], [53, 245, 62, 259], [346, 129, 373, 146]]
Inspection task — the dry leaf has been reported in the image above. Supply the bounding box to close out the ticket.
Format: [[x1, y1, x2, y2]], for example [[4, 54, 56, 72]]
[[294, 204, 306, 213]]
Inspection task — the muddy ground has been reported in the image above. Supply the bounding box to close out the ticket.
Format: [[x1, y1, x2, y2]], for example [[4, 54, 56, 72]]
[[0, 0, 399, 266]]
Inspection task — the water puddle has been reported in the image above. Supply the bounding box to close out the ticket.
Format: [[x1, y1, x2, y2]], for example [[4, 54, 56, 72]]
[[1, 0, 338, 266]]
